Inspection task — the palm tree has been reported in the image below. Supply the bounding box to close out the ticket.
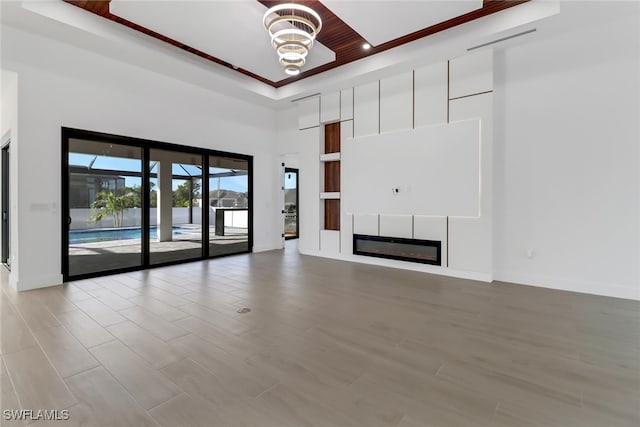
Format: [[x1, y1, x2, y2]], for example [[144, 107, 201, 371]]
[[89, 187, 139, 228]]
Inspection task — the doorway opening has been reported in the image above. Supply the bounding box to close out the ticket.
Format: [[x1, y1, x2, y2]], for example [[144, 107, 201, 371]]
[[2, 141, 10, 269], [284, 168, 298, 240]]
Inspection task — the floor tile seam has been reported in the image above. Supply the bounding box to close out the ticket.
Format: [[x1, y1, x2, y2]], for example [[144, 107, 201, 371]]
[[113, 307, 191, 342], [5, 333, 79, 410], [114, 329, 193, 371], [86, 343, 188, 413], [27, 320, 105, 376], [436, 357, 586, 410], [66, 365, 161, 422], [3, 291, 84, 407], [0, 355, 26, 413]]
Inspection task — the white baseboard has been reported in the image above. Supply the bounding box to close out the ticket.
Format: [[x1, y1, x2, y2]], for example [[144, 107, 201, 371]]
[[252, 244, 282, 253], [9, 272, 18, 289], [16, 274, 64, 291], [299, 248, 492, 282], [301, 249, 639, 301], [494, 271, 640, 301]]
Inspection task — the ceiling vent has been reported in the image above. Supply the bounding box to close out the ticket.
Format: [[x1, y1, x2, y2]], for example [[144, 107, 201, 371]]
[[290, 93, 321, 103], [467, 28, 537, 51]]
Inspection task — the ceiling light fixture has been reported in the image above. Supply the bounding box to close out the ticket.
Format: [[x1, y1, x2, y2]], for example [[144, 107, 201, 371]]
[[362, 43, 371, 50], [263, 3, 322, 76]]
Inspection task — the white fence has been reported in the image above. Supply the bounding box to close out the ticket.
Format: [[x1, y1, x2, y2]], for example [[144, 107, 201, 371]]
[[69, 207, 245, 230]]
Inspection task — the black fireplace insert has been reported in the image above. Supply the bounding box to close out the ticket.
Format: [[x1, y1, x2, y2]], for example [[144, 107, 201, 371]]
[[353, 234, 441, 266]]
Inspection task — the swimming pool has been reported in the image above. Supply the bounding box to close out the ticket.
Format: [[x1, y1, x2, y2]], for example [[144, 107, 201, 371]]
[[69, 227, 189, 244]]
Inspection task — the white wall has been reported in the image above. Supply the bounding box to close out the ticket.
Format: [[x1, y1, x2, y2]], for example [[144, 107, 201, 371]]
[[0, 70, 20, 285], [276, 2, 640, 299], [277, 106, 301, 166], [1, 26, 281, 290], [342, 120, 481, 216], [5, 2, 638, 299], [493, 2, 640, 299], [276, 106, 301, 248]]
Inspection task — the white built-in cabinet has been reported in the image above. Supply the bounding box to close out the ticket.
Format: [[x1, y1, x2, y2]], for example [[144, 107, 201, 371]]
[[339, 120, 353, 254], [379, 72, 413, 133], [448, 91, 493, 274], [340, 88, 353, 121], [297, 126, 321, 252], [320, 92, 340, 124], [353, 82, 379, 138], [414, 61, 448, 127], [379, 214, 413, 239], [449, 49, 493, 99], [320, 230, 340, 254], [295, 49, 494, 281], [353, 213, 379, 236], [298, 96, 320, 130], [414, 215, 448, 267]]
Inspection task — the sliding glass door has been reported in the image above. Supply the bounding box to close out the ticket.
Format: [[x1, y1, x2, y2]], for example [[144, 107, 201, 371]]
[[66, 139, 143, 277], [63, 128, 252, 281], [149, 149, 203, 265], [208, 156, 249, 256]]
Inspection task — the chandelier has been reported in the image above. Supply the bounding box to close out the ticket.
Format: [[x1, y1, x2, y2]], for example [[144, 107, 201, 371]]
[[263, 3, 322, 76]]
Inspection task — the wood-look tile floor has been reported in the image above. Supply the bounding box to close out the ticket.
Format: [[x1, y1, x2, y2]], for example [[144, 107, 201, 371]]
[[1, 242, 639, 426]]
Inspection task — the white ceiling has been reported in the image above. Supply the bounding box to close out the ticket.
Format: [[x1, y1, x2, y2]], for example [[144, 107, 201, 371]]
[[3, 0, 561, 106], [322, 0, 483, 46], [109, 0, 336, 82]]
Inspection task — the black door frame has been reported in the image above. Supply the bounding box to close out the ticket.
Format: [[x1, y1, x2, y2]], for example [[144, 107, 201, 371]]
[[62, 127, 253, 282], [284, 167, 299, 240], [1, 140, 10, 269]]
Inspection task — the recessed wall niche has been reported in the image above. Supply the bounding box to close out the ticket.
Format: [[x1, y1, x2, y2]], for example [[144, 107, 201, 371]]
[[323, 122, 340, 231]]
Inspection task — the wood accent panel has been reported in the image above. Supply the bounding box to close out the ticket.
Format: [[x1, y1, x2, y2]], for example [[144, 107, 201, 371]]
[[65, 0, 528, 88], [324, 161, 340, 193], [324, 122, 341, 154], [267, 0, 528, 87], [324, 199, 340, 231], [68, 0, 109, 14]]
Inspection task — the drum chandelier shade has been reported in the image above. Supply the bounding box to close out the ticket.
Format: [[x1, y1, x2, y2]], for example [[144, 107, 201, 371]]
[[263, 3, 323, 76]]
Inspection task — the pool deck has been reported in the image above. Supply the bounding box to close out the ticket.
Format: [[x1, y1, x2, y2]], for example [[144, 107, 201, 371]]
[[68, 226, 249, 276]]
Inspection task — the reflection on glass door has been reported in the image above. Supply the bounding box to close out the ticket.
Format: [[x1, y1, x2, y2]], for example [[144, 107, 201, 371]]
[[149, 150, 203, 265], [209, 156, 249, 256], [2, 143, 10, 267], [284, 168, 298, 239], [67, 139, 143, 276]]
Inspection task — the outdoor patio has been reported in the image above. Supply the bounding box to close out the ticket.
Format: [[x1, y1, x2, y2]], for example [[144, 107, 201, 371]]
[[69, 226, 248, 276]]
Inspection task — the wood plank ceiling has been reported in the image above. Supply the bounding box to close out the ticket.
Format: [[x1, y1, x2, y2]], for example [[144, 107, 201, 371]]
[[65, 0, 527, 88]]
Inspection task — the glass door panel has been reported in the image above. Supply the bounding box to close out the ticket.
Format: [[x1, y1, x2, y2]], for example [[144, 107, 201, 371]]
[[2, 143, 10, 267], [208, 156, 249, 256], [149, 149, 203, 265], [67, 139, 143, 276]]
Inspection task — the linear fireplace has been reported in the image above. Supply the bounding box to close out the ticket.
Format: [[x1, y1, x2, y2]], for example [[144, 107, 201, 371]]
[[353, 234, 441, 266]]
